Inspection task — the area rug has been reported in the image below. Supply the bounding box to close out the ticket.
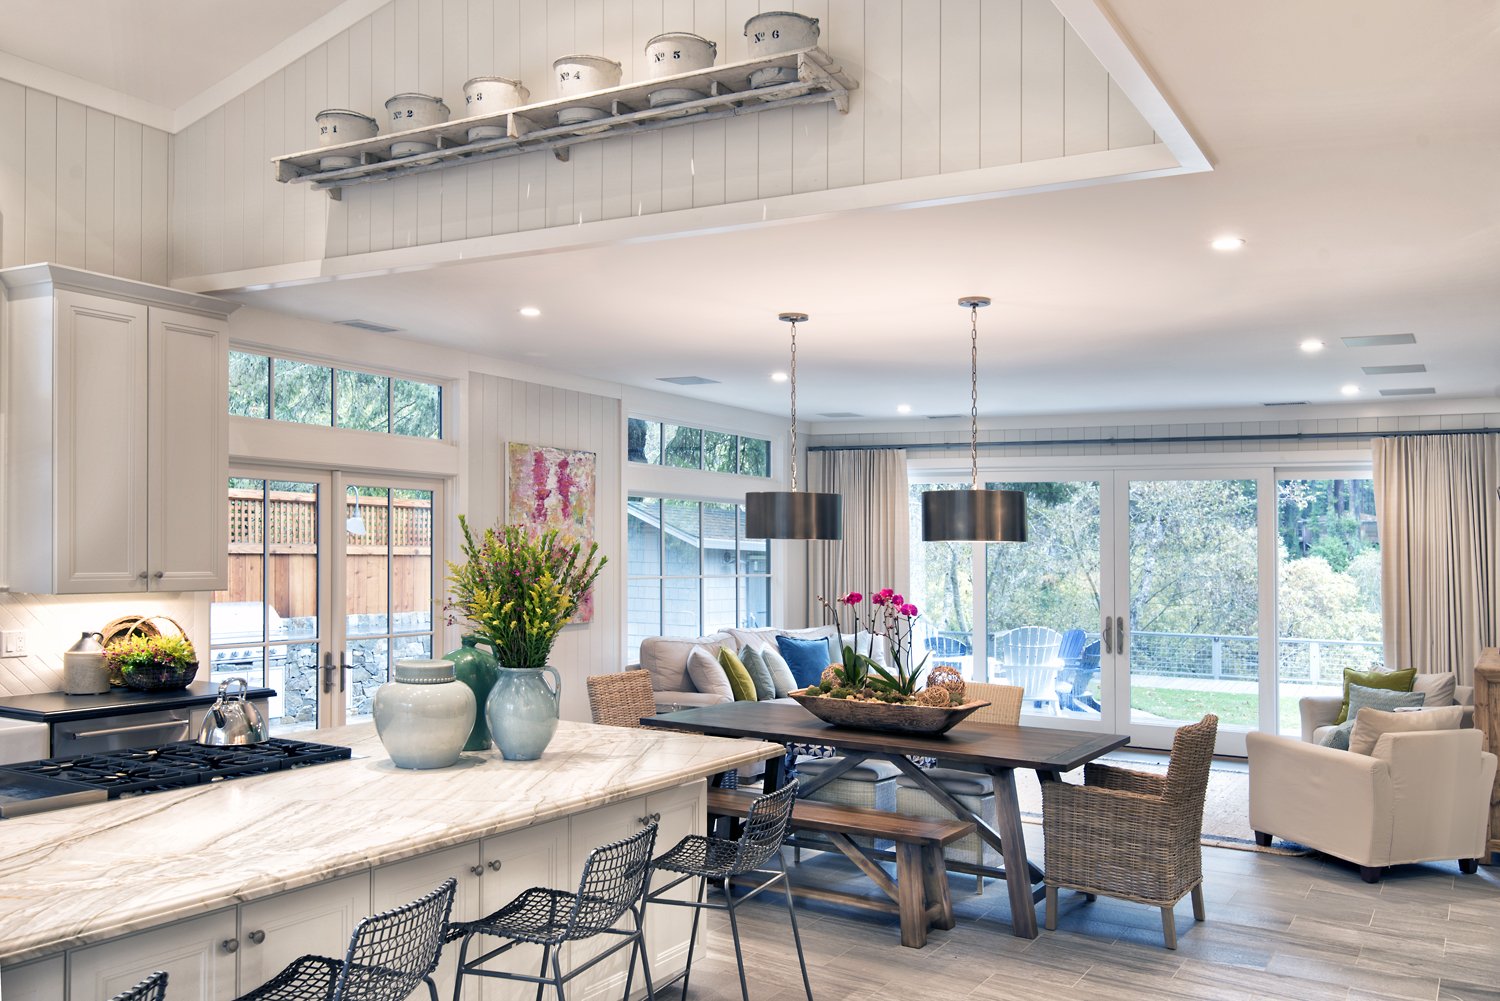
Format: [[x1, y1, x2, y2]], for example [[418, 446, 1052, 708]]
[[1012, 753, 1309, 856]]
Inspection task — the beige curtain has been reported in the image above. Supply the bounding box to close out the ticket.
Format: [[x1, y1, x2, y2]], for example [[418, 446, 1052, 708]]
[[805, 449, 911, 626], [1373, 434, 1500, 684]]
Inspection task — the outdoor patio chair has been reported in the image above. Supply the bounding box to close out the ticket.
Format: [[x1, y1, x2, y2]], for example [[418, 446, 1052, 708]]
[[994, 626, 1064, 714]]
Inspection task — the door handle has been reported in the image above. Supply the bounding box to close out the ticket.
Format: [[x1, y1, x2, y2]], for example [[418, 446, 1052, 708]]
[[1101, 617, 1113, 655], [321, 652, 336, 695], [339, 652, 350, 693], [1116, 616, 1126, 651]]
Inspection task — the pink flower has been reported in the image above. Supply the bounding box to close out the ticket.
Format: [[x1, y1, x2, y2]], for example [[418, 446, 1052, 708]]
[[899, 603, 918, 617], [891, 594, 904, 606], [871, 589, 893, 606], [839, 591, 863, 605]]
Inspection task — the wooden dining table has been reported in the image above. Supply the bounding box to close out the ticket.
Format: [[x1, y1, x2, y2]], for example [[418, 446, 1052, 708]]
[[642, 701, 1129, 939]]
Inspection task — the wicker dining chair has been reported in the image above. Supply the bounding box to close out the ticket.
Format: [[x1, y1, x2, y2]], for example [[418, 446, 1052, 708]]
[[1041, 714, 1219, 949], [586, 669, 657, 728], [963, 682, 1024, 726], [108, 971, 168, 1001], [234, 880, 456, 1001]]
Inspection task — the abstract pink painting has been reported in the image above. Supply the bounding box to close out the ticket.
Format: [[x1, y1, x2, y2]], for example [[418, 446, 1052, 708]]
[[506, 443, 598, 623]]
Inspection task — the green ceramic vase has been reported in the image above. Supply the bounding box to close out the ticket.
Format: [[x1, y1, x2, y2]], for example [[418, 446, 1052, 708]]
[[443, 635, 500, 751]]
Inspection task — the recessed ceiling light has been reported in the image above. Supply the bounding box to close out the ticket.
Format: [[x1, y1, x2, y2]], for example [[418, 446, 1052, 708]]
[[897, 404, 912, 414], [1340, 384, 1360, 396], [770, 372, 788, 382], [1299, 339, 1324, 353], [1211, 236, 1246, 251], [518, 306, 541, 317]]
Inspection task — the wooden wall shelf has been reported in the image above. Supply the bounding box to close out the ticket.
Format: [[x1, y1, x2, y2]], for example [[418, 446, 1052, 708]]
[[273, 47, 857, 200]]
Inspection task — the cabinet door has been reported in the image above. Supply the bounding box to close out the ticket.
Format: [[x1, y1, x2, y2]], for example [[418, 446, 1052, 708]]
[[147, 307, 227, 591], [2, 955, 64, 1001], [469, 820, 570, 1001], [642, 781, 706, 982], [565, 799, 657, 1001], [68, 909, 237, 1001], [237, 874, 370, 994], [371, 843, 482, 1001], [54, 291, 149, 593]]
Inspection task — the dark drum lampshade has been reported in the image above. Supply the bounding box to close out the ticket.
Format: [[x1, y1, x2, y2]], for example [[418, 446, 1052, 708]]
[[745, 490, 843, 541], [920, 488, 1026, 543]]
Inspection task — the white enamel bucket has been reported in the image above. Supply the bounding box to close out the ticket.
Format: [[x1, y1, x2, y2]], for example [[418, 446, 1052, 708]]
[[384, 93, 449, 155], [553, 54, 623, 97], [462, 77, 529, 140], [743, 11, 819, 55], [645, 32, 717, 79], [315, 109, 378, 147]]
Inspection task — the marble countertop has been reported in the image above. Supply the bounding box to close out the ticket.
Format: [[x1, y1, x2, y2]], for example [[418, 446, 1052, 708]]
[[0, 720, 780, 966]]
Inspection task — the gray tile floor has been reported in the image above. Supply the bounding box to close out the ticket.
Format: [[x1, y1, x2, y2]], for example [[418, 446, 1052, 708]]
[[663, 828, 1500, 1001]]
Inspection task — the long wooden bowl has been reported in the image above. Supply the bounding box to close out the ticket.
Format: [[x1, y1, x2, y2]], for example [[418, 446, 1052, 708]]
[[788, 690, 992, 735]]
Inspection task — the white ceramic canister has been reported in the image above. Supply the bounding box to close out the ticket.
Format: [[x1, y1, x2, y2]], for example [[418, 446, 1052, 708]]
[[385, 93, 450, 155], [315, 109, 379, 147], [644, 32, 718, 79], [553, 54, 623, 98], [372, 659, 476, 769], [62, 631, 110, 695], [461, 76, 529, 141], [744, 10, 819, 88]]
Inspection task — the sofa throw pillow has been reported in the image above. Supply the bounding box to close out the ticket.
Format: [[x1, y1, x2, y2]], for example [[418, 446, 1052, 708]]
[[639, 634, 731, 693], [717, 647, 758, 702], [739, 645, 777, 700], [1320, 683, 1426, 750], [777, 635, 835, 690], [759, 644, 798, 697], [685, 644, 734, 701], [1412, 672, 1457, 707], [781, 624, 841, 664], [1349, 704, 1465, 756], [1335, 666, 1417, 724]]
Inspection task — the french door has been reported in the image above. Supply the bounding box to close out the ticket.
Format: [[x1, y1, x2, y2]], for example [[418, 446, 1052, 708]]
[[210, 465, 442, 731]]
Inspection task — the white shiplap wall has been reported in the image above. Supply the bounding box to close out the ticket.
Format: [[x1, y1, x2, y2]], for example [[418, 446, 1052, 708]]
[[169, 0, 1158, 279], [466, 372, 622, 722], [0, 80, 171, 280]]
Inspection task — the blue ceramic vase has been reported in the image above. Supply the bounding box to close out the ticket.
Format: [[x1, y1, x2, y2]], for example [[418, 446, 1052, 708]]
[[485, 666, 562, 760]]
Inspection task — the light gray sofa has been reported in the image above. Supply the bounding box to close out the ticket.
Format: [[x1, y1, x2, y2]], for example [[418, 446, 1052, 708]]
[[1300, 673, 1474, 744]]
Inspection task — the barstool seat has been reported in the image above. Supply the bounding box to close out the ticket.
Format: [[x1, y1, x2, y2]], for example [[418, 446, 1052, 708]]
[[109, 971, 168, 1001]]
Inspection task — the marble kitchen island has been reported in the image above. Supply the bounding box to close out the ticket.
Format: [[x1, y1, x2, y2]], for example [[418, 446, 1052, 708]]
[[0, 720, 781, 1001]]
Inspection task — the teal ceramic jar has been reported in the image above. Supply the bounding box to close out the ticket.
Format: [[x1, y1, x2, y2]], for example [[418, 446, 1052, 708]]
[[444, 635, 500, 751], [485, 666, 562, 761]]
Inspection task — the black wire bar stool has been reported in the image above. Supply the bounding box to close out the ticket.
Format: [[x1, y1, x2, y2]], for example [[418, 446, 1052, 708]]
[[446, 821, 659, 1001], [233, 879, 457, 1001], [108, 971, 168, 1001], [647, 780, 812, 1001]]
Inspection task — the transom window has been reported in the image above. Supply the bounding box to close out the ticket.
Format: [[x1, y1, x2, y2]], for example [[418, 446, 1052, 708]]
[[627, 418, 770, 476], [229, 351, 443, 440]]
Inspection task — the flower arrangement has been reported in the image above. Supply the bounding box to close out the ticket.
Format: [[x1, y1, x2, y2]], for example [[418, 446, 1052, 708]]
[[810, 588, 963, 706], [104, 633, 199, 691], [447, 515, 606, 670]]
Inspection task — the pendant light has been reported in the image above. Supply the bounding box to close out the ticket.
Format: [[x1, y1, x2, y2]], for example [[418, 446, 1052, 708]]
[[745, 312, 843, 540], [920, 297, 1027, 542]]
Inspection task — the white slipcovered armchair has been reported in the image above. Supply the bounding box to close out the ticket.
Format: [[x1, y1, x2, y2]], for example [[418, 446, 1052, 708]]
[[1247, 727, 1496, 882]]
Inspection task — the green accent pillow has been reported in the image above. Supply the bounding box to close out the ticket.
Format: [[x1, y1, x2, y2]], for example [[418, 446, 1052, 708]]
[[1336, 667, 1417, 724], [1320, 683, 1427, 750], [718, 647, 758, 702], [739, 645, 777, 701]]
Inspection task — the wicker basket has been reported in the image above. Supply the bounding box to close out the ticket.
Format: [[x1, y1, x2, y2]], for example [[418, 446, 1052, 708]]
[[120, 659, 200, 691], [789, 689, 991, 735], [101, 615, 193, 689]]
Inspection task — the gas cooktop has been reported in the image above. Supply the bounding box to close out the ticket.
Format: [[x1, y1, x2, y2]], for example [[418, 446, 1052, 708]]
[[0, 739, 351, 817]]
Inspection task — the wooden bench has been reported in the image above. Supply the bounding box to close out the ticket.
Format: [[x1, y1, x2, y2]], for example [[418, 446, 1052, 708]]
[[706, 787, 974, 948]]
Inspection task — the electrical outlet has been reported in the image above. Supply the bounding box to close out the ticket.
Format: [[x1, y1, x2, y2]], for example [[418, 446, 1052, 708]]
[[0, 628, 26, 657]]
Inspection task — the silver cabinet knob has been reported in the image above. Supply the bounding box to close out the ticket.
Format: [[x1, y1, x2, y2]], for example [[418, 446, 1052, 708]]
[[469, 865, 484, 876], [153, 571, 165, 579], [247, 929, 266, 945], [487, 860, 502, 871], [221, 939, 239, 954], [138, 571, 149, 580], [637, 812, 661, 826]]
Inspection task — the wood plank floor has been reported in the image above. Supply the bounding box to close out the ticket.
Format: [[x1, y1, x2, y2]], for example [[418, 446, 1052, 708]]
[[663, 827, 1500, 1001]]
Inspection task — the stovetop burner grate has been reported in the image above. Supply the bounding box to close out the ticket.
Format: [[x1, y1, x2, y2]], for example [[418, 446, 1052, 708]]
[[4, 739, 352, 798]]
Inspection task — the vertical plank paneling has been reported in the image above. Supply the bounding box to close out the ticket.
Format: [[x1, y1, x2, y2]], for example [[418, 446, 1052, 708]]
[[721, 0, 760, 203], [112, 118, 143, 280], [241, 84, 267, 267], [327, 30, 352, 108], [181, 119, 208, 278], [440, 0, 472, 241], [1020, 0, 1065, 162], [418, 0, 445, 96], [367, 4, 398, 252], [302, 46, 330, 261], [656, 0, 697, 213], [1107, 78, 1154, 149], [391, 0, 421, 247], [979, 0, 1021, 167], [569, 0, 606, 223], [54, 99, 87, 267], [203, 107, 226, 276], [281, 58, 307, 262], [465, 0, 496, 238], [600, 0, 636, 218], [687, 0, 725, 207], [790, 0, 828, 193], [861, 0, 901, 184], [84, 107, 115, 274], [0, 81, 25, 268], [1062, 23, 1107, 155], [824, 0, 864, 189], [630, 0, 664, 217], [938, 0, 980, 174], [140, 126, 169, 283], [898, 1, 938, 178], [221, 97, 245, 272], [489, 0, 522, 233], [516, 0, 549, 230], [260, 72, 286, 265], [545, 0, 578, 227]]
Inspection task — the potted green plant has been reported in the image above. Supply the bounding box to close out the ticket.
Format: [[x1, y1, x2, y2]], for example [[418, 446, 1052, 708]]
[[447, 515, 606, 759], [104, 633, 199, 691]]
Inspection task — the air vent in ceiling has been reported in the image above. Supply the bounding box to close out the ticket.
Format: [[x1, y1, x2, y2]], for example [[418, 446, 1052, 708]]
[[1262, 401, 1309, 407], [926, 414, 963, 420], [656, 376, 720, 386], [1361, 364, 1427, 375], [335, 319, 401, 333], [1378, 387, 1437, 396], [818, 412, 862, 418], [1341, 333, 1416, 348]]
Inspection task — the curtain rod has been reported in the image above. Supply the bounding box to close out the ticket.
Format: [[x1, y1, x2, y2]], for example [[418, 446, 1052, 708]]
[[807, 427, 1500, 453]]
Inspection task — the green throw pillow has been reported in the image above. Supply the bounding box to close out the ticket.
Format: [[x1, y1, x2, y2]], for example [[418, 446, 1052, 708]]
[[718, 647, 758, 702], [1336, 667, 1417, 724], [739, 645, 777, 701], [1320, 683, 1427, 750]]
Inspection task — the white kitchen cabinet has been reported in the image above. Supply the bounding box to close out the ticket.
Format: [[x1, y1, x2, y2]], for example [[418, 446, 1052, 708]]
[[470, 819, 571, 1001], [372, 843, 483, 1001], [237, 874, 370, 994], [0, 265, 235, 595], [1, 954, 64, 1001], [67, 909, 238, 1001], [641, 781, 705, 981]]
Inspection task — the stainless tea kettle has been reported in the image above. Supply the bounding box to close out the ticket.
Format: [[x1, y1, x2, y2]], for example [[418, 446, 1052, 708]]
[[198, 677, 270, 746]]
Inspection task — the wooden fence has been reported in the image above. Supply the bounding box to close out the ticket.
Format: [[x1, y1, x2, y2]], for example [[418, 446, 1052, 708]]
[[221, 489, 433, 619]]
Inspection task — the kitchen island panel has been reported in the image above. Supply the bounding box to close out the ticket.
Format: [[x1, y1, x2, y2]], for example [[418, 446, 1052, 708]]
[[66, 910, 237, 1001]]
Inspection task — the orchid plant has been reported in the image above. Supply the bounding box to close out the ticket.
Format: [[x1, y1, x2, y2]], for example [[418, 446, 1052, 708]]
[[817, 588, 930, 700]]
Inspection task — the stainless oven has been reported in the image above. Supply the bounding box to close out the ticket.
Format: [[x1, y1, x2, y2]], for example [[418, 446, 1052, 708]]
[[52, 710, 197, 756]]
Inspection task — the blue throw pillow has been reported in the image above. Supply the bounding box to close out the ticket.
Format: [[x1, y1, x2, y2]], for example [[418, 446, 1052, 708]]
[[776, 635, 834, 690], [1319, 682, 1427, 750]]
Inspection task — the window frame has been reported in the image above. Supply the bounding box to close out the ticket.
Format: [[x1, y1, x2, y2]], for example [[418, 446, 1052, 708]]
[[229, 347, 446, 441]]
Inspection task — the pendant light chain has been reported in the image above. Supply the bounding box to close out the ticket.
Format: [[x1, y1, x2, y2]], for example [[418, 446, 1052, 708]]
[[789, 315, 799, 492], [969, 302, 980, 491]]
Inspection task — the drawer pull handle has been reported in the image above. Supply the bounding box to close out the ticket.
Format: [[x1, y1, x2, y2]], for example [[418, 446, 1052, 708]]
[[487, 860, 503, 871], [248, 930, 266, 945], [221, 939, 239, 954]]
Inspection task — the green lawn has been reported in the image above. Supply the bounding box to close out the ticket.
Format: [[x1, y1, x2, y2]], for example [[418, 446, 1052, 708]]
[[1130, 687, 1304, 732]]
